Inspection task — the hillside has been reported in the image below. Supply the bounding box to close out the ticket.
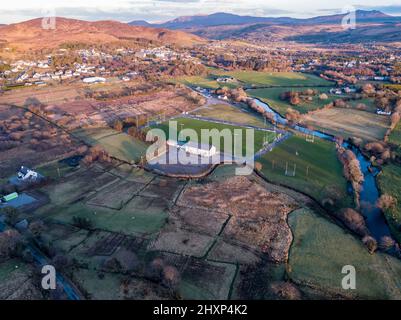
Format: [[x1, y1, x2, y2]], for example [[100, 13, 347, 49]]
[[0, 17, 205, 50]]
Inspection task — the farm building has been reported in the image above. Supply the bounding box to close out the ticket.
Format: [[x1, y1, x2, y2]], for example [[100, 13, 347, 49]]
[[17, 166, 38, 181], [83, 77, 106, 84]]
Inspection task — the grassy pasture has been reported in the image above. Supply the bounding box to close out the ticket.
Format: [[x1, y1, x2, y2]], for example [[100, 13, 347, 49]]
[[49, 198, 168, 237], [288, 208, 401, 299], [303, 108, 390, 142], [259, 135, 351, 207], [377, 164, 401, 243], [177, 71, 332, 89], [193, 104, 270, 128], [214, 70, 333, 87], [248, 87, 338, 115], [388, 122, 401, 147], [73, 127, 148, 162]]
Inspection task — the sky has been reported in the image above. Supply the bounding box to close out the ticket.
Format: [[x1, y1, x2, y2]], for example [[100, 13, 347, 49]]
[[1, 0, 401, 24]]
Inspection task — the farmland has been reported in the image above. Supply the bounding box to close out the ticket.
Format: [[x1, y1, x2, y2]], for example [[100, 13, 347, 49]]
[[192, 104, 271, 128], [388, 122, 401, 147], [248, 87, 339, 115], [214, 70, 333, 87], [288, 208, 401, 299], [258, 135, 351, 207], [73, 127, 148, 162], [177, 71, 332, 89], [302, 108, 391, 142], [377, 164, 401, 243]]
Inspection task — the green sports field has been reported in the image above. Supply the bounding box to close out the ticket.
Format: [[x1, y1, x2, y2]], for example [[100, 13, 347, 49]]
[[258, 135, 351, 207], [152, 117, 276, 156]]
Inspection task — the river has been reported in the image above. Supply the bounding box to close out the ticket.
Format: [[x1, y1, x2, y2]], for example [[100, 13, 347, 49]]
[[253, 97, 393, 242]]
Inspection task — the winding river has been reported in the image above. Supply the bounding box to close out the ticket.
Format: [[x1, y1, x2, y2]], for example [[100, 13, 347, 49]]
[[253, 98, 392, 241]]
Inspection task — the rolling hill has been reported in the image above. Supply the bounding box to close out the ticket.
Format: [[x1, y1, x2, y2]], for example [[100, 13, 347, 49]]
[[0, 17, 205, 50]]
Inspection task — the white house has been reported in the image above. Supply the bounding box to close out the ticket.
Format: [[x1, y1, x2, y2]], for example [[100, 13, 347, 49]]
[[376, 109, 392, 116], [17, 166, 38, 181], [83, 77, 106, 84]]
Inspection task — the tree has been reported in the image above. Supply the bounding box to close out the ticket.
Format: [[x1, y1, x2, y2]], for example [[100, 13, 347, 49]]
[[162, 265, 180, 290], [377, 194, 397, 211], [285, 108, 301, 124], [114, 120, 123, 132], [362, 235, 378, 254]]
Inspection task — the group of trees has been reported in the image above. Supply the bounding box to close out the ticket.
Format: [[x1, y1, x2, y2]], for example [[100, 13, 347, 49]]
[[82, 146, 112, 165], [336, 147, 364, 208], [212, 54, 291, 72]]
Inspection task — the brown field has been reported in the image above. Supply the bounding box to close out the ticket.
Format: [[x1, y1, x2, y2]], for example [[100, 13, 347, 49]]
[[0, 82, 204, 131], [302, 107, 391, 141], [170, 206, 228, 236], [0, 105, 84, 178], [177, 176, 299, 262]]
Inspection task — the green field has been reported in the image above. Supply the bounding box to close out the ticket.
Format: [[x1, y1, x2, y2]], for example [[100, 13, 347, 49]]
[[49, 201, 168, 236], [248, 87, 339, 115], [177, 75, 237, 90], [389, 122, 401, 147], [178, 71, 332, 89], [0, 259, 27, 283], [288, 208, 401, 299], [215, 70, 333, 87], [153, 118, 276, 156], [35, 161, 78, 180], [193, 104, 271, 128], [377, 164, 401, 242], [73, 127, 148, 162], [258, 135, 351, 207]]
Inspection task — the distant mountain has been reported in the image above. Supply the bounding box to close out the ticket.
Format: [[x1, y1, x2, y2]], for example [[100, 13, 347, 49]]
[[131, 10, 401, 43], [128, 20, 153, 27], [130, 12, 295, 29], [0, 17, 205, 50], [130, 10, 398, 30]]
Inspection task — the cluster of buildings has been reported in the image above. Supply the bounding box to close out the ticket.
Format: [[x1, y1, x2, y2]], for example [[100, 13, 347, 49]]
[[135, 47, 191, 61]]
